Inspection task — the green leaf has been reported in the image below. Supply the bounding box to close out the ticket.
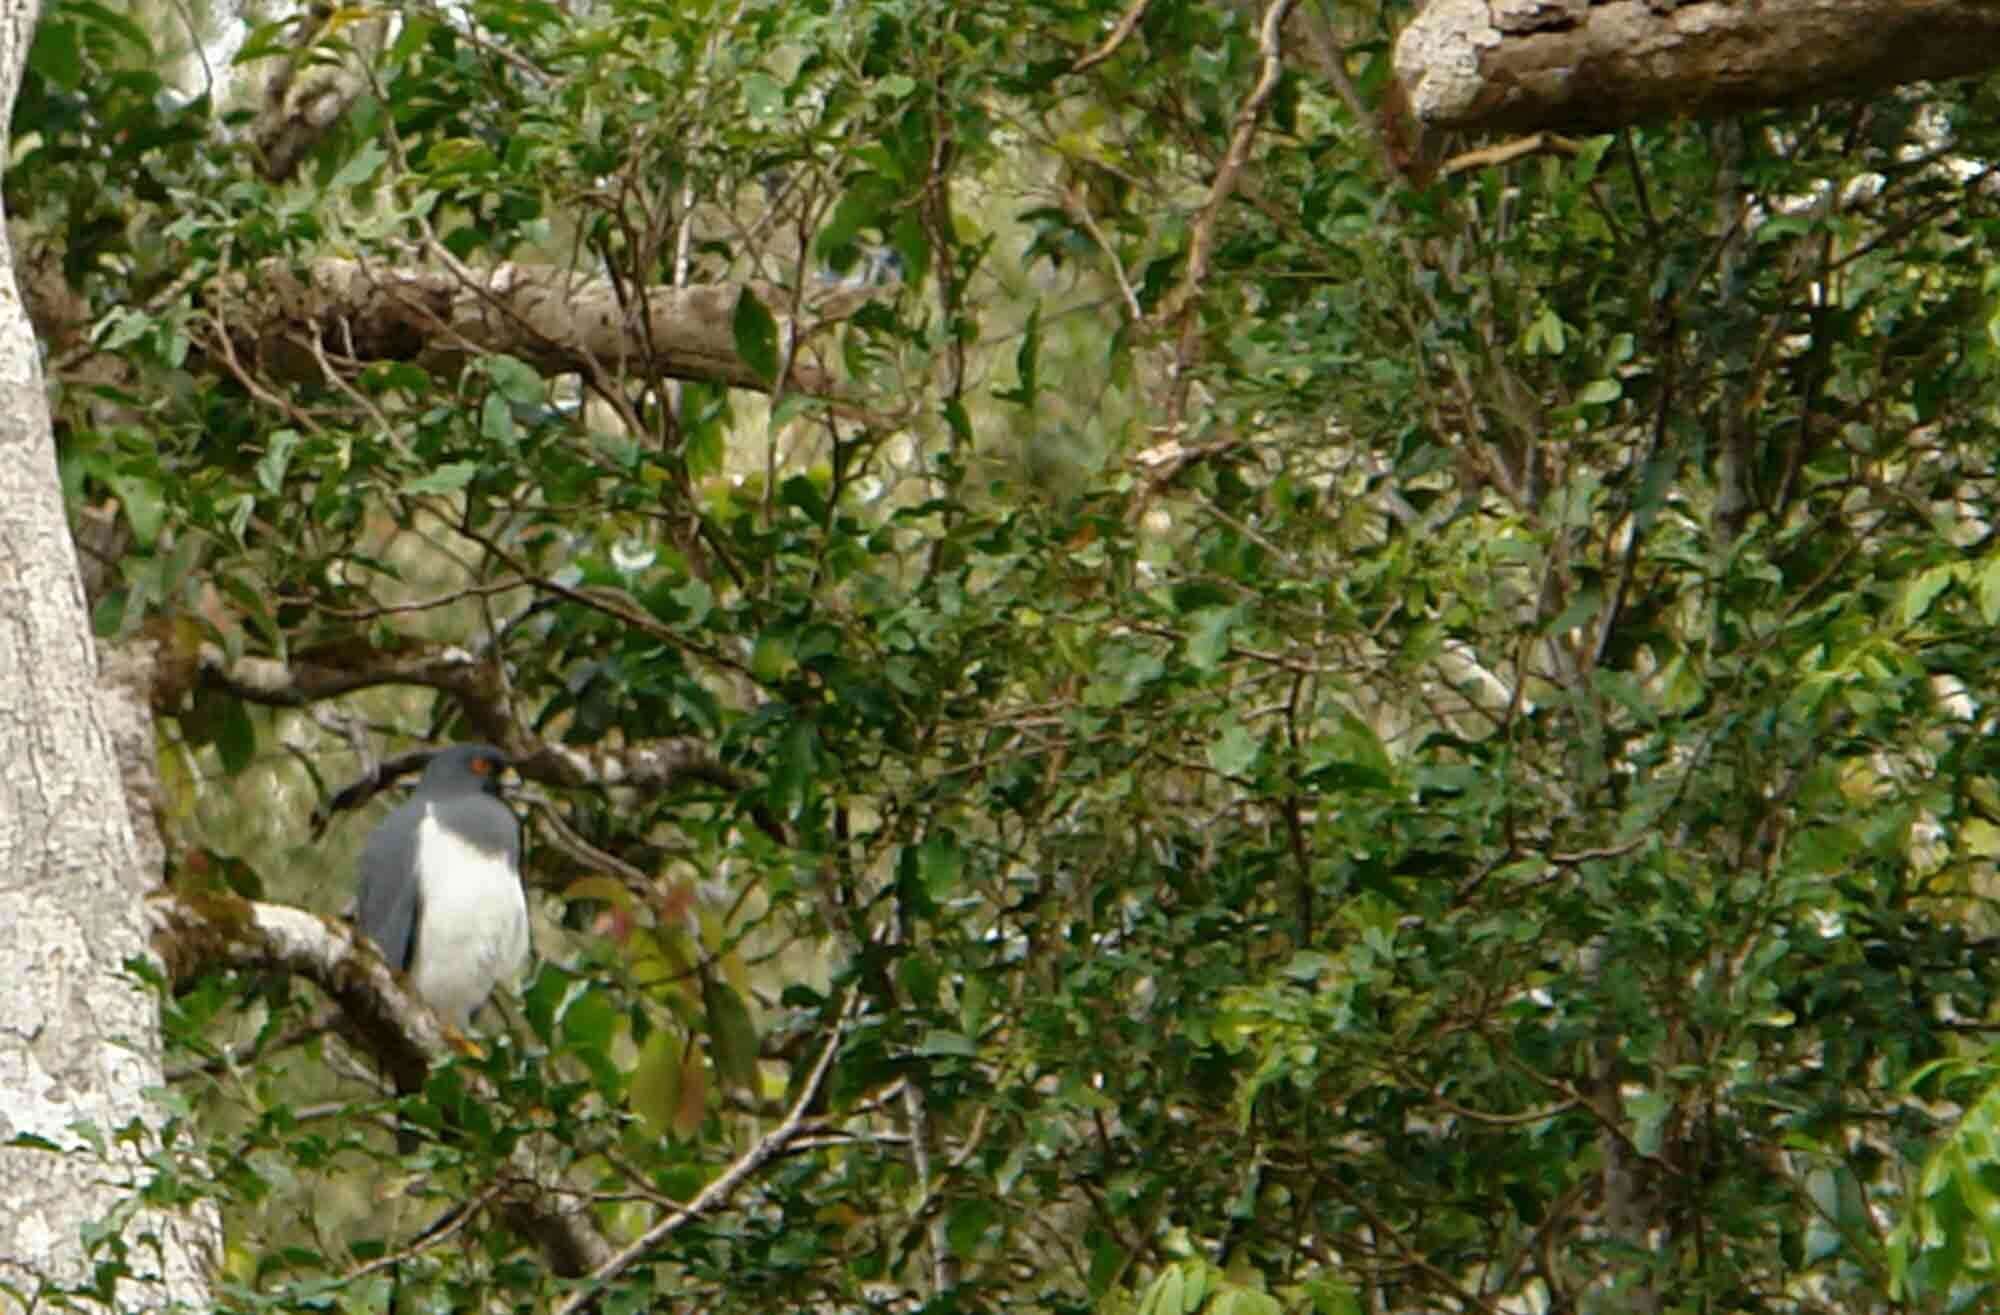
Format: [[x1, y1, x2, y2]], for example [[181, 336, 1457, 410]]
[[897, 952, 940, 1009], [914, 1030, 976, 1057], [742, 70, 782, 119], [215, 700, 256, 776], [815, 173, 896, 258], [702, 976, 759, 1095], [558, 986, 622, 1088], [105, 471, 164, 550], [1215, 1291, 1280, 1315], [1304, 1278, 1363, 1315], [403, 461, 480, 494], [628, 1027, 683, 1138], [328, 142, 388, 192], [1182, 1262, 1212, 1311], [918, 831, 962, 896], [1208, 721, 1259, 778], [1902, 562, 1956, 626], [1523, 307, 1567, 355], [1977, 555, 2000, 625], [483, 354, 544, 403], [672, 577, 713, 626], [768, 719, 820, 818], [995, 303, 1041, 406], [945, 1199, 993, 1257], [732, 288, 780, 385], [1186, 605, 1240, 671], [480, 393, 519, 444], [1624, 1087, 1672, 1157], [29, 19, 83, 91], [751, 632, 797, 682], [256, 429, 299, 495], [959, 972, 990, 1036], [6, 1132, 63, 1152]]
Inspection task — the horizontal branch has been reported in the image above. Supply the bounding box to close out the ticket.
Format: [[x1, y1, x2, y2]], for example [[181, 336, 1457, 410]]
[[318, 736, 746, 818], [169, 638, 745, 790], [1394, 0, 2000, 136], [219, 258, 876, 397], [172, 640, 500, 714], [147, 892, 615, 1277], [149, 634, 785, 845], [513, 738, 746, 793]]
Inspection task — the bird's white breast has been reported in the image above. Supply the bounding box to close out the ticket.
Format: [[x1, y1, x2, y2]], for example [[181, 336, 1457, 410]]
[[410, 805, 530, 1026]]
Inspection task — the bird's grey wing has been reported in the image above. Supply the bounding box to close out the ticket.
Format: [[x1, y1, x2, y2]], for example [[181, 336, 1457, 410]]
[[356, 800, 424, 971]]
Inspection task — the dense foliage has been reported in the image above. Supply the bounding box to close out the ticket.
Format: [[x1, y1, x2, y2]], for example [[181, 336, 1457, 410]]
[[15, 0, 2000, 1309]]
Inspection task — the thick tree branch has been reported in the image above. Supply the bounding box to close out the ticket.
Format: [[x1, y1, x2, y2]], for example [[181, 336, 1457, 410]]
[[147, 892, 616, 1277], [216, 258, 874, 399], [1395, 0, 2000, 137]]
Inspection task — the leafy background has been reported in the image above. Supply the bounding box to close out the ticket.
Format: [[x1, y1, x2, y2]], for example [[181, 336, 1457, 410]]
[[15, 0, 2000, 1310]]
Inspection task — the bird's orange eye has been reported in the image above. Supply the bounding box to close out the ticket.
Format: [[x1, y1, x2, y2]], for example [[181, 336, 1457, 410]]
[[472, 757, 494, 776]]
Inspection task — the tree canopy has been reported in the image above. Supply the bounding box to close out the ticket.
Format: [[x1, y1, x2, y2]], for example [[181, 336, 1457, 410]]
[[13, 0, 2000, 1310]]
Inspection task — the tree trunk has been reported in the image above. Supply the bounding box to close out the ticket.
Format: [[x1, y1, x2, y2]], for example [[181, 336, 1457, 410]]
[[1394, 0, 2000, 137], [0, 0, 215, 1301]]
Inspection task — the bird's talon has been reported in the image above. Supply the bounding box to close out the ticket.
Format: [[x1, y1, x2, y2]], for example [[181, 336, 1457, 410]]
[[443, 1025, 486, 1059]]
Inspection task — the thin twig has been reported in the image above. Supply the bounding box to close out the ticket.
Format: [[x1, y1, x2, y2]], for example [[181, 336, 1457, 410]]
[[342, 1179, 510, 1281], [1157, 0, 1296, 429], [1071, 0, 1151, 73], [551, 993, 857, 1315], [1548, 837, 1647, 866], [317, 578, 531, 620], [1442, 133, 1581, 176], [1063, 183, 1144, 322], [162, 1015, 336, 1082]]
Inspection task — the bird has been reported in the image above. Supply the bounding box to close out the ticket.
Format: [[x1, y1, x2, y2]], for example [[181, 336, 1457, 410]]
[[355, 744, 530, 1031]]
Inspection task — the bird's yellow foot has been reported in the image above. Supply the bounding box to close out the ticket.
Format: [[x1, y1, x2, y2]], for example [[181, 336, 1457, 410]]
[[442, 1023, 487, 1059]]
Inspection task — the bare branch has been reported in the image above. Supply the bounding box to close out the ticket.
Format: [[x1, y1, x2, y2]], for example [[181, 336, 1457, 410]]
[[176, 640, 502, 717], [309, 736, 744, 827], [1443, 132, 1581, 176], [221, 258, 882, 400], [148, 631, 787, 843], [1395, 0, 2000, 137], [1071, 0, 1152, 74], [1157, 0, 1297, 429]]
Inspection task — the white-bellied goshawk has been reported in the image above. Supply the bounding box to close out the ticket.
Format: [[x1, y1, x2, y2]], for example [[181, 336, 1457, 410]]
[[355, 743, 529, 1028]]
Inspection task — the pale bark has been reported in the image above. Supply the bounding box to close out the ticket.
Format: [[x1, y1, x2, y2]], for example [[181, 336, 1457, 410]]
[[212, 257, 872, 398], [1394, 0, 2000, 137], [20, 254, 883, 457], [0, 0, 215, 1304]]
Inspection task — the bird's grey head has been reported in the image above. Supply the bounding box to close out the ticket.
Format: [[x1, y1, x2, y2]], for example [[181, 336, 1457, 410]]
[[420, 744, 510, 797]]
